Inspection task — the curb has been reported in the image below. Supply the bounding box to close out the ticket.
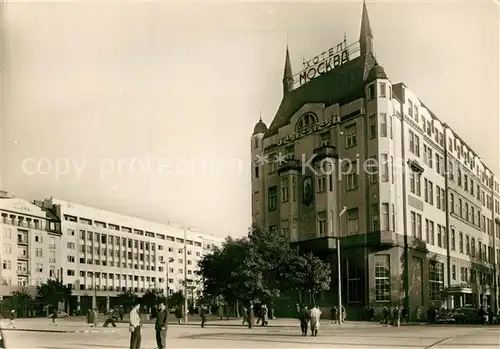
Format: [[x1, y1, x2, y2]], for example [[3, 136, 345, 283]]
[[2, 328, 121, 334]]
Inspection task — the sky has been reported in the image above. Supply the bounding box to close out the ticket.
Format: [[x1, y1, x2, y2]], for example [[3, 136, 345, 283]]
[[1, 0, 498, 238]]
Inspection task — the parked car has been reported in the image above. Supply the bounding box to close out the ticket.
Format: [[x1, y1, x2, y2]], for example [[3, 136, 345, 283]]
[[48, 310, 69, 318], [452, 308, 481, 324], [435, 309, 456, 324]]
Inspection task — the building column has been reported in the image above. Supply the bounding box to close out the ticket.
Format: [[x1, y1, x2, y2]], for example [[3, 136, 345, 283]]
[[77, 295, 81, 313], [92, 295, 97, 309], [106, 296, 110, 313]]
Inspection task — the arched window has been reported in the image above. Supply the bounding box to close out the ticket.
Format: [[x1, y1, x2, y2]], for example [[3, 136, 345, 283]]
[[296, 112, 318, 132]]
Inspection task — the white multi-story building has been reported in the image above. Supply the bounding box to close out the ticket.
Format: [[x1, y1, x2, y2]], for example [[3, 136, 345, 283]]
[[250, 1, 499, 320], [0, 193, 62, 299], [37, 197, 223, 312]]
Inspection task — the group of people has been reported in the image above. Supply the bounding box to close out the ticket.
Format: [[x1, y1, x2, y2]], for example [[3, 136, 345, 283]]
[[298, 304, 322, 336], [242, 303, 270, 328], [128, 300, 169, 349]]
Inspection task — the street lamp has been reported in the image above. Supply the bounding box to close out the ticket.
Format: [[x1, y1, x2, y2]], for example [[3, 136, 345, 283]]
[[337, 206, 347, 327], [161, 257, 175, 302], [183, 227, 192, 324]]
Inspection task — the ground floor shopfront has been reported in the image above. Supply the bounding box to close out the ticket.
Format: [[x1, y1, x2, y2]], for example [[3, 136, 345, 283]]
[[292, 233, 498, 321]]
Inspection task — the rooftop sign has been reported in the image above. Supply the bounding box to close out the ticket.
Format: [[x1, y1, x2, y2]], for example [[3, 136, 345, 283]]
[[293, 41, 360, 88]]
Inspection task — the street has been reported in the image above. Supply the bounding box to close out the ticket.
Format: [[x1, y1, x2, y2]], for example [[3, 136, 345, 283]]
[[1, 318, 500, 349]]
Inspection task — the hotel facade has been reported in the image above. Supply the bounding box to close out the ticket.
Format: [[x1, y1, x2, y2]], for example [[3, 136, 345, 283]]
[[0, 193, 223, 313], [251, 2, 500, 320]]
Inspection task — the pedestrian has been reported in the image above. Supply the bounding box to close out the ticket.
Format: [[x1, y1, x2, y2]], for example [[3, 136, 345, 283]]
[[330, 306, 338, 324], [8, 310, 15, 329], [247, 304, 254, 329], [392, 305, 401, 327], [200, 306, 207, 328], [93, 308, 98, 327], [299, 304, 309, 336], [155, 301, 168, 349], [242, 306, 248, 325], [129, 302, 142, 349], [382, 306, 389, 327], [309, 305, 321, 336], [103, 309, 118, 327], [175, 307, 182, 324], [261, 304, 268, 326], [51, 310, 58, 326], [401, 307, 408, 324]]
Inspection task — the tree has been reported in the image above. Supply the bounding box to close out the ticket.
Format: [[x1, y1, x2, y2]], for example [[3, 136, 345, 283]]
[[37, 279, 71, 311], [116, 290, 137, 312], [197, 226, 314, 307], [167, 291, 185, 310], [294, 252, 331, 304], [141, 289, 165, 315], [9, 288, 34, 317]]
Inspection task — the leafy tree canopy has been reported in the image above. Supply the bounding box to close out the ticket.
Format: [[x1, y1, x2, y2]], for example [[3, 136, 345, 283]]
[[197, 226, 332, 305], [37, 279, 71, 308]]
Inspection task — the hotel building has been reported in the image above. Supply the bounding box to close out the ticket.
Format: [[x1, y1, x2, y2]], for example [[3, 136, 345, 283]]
[[0, 193, 223, 313], [251, 2, 499, 319]]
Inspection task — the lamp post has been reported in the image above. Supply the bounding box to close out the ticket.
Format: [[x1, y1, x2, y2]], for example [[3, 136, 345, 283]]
[[161, 257, 174, 303], [337, 206, 347, 327], [183, 227, 191, 324]]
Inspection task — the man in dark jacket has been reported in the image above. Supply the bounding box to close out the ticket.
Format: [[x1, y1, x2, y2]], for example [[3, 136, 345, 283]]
[[155, 302, 168, 349]]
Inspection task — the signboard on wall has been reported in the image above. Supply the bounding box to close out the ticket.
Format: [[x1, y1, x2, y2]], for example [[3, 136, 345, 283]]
[[294, 41, 360, 88]]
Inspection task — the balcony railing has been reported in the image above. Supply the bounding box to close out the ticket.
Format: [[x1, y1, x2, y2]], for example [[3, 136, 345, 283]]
[[17, 237, 29, 244], [49, 244, 56, 250]]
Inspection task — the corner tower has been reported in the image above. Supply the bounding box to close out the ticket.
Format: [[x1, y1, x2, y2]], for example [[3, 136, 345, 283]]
[[251, 118, 267, 227]]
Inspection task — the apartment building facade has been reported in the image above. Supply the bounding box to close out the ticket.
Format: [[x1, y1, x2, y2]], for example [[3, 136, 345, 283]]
[[0, 194, 62, 298], [39, 197, 222, 312], [250, 2, 499, 319], [0, 191, 222, 313]]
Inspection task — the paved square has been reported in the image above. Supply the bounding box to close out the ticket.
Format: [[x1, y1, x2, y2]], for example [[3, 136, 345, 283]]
[[2, 319, 500, 349]]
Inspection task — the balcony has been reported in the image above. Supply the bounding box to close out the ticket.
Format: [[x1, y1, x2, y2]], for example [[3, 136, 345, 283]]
[[312, 145, 338, 162], [16, 269, 28, 275], [17, 237, 29, 245], [277, 159, 301, 175], [49, 244, 56, 250], [17, 254, 29, 260]]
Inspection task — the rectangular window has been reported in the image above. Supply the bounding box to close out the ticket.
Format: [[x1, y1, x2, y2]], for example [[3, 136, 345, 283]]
[[411, 212, 416, 238], [369, 115, 377, 139], [345, 125, 357, 148], [254, 192, 260, 214], [317, 175, 326, 193], [317, 211, 327, 237], [381, 154, 389, 182], [465, 235, 470, 255], [380, 113, 387, 137], [437, 225, 442, 248], [452, 265, 456, 281], [268, 186, 277, 211], [381, 203, 389, 231], [347, 208, 359, 235], [448, 161, 454, 180], [347, 259, 362, 303], [371, 204, 380, 232], [451, 229, 456, 251], [436, 186, 441, 210], [374, 255, 390, 302], [459, 232, 464, 253], [408, 100, 413, 117], [392, 204, 395, 232], [428, 181, 434, 205], [379, 82, 386, 98], [280, 178, 289, 202], [414, 135, 420, 157], [429, 262, 444, 301], [388, 115, 393, 139]]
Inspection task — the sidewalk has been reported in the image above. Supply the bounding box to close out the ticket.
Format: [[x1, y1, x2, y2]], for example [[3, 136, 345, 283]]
[[0, 318, 124, 333], [0, 317, 428, 333]]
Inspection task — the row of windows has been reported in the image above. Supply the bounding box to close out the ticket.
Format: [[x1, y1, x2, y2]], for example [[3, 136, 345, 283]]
[[449, 193, 493, 235], [449, 227, 495, 263], [410, 212, 447, 248], [448, 137, 493, 188], [408, 130, 445, 177], [63, 215, 209, 249], [449, 164, 493, 212], [369, 113, 393, 140], [1, 214, 57, 231], [453, 265, 494, 286]]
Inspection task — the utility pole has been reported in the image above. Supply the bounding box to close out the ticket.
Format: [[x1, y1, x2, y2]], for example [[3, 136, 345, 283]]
[[183, 227, 189, 324], [337, 206, 347, 327]]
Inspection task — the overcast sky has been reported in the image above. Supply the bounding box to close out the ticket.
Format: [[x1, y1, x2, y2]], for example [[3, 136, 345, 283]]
[[1, 0, 498, 238]]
